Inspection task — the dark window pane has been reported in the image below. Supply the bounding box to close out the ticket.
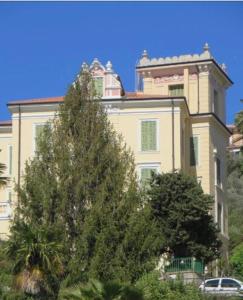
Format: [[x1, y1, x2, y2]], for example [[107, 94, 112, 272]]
[[221, 279, 240, 288], [205, 280, 219, 288]]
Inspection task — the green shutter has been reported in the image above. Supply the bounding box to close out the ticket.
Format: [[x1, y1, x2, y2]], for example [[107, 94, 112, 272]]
[[141, 168, 156, 185], [141, 120, 157, 151], [169, 84, 184, 96], [9, 145, 12, 175], [94, 77, 103, 96], [190, 136, 198, 166], [35, 125, 45, 151], [216, 158, 221, 185], [8, 191, 12, 203], [36, 125, 45, 139]]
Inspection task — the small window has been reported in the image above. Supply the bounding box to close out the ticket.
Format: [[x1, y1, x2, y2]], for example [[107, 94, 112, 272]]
[[190, 136, 199, 166], [140, 167, 158, 186], [205, 279, 219, 288], [141, 120, 157, 152], [221, 279, 240, 288], [34, 124, 46, 152], [216, 157, 221, 185], [94, 77, 103, 97], [169, 84, 184, 96]]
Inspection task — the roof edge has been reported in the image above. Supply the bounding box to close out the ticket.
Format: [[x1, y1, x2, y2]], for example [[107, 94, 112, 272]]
[[190, 113, 231, 135], [136, 59, 233, 85]]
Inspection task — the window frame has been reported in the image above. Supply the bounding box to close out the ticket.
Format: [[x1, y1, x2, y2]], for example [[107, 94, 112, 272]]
[[190, 135, 200, 167], [7, 144, 13, 176], [137, 163, 160, 185], [169, 84, 184, 97], [213, 89, 219, 115], [93, 76, 104, 97], [221, 279, 241, 289], [216, 157, 221, 187], [205, 279, 220, 288], [139, 119, 159, 153], [32, 123, 47, 154], [217, 202, 223, 233]]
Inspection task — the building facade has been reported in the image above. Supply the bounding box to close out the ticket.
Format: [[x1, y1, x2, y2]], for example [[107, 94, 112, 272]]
[[0, 44, 232, 255]]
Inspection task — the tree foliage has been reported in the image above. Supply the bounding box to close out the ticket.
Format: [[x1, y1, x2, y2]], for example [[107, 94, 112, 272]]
[[148, 172, 221, 263], [8, 69, 144, 294], [230, 242, 243, 280], [60, 279, 144, 300], [227, 155, 243, 250], [136, 271, 205, 300], [235, 110, 243, 135], [0, 150, 7, 188]]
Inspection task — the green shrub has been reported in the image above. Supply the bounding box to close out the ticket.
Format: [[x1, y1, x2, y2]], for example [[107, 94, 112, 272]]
[[136, 271, 205, 300]]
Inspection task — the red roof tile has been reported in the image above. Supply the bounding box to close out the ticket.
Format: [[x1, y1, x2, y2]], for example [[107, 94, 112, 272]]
[[8, 96, 64, 106], [125, 92, 169, 99], [0, 120, 12, 126], [7, 93, 181, 106]]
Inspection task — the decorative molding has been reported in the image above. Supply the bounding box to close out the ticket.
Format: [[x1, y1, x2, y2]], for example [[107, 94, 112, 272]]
[[138, 43, 213, 67], [198, 64, 211, 74], [154, 74, 184, 84], [153, 73, 197, 84]]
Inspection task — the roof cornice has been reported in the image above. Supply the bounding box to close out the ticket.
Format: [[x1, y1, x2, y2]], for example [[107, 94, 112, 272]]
[[190, 112, 231, 135], [136, 59, 233, 85]]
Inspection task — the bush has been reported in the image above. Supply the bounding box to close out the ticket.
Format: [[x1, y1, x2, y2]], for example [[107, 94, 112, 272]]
[[136, 271, 206, 300], [230, 242, 243, 280]]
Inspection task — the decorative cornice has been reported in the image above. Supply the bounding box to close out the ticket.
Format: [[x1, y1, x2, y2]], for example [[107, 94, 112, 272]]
[[138, 43, 213, 67]]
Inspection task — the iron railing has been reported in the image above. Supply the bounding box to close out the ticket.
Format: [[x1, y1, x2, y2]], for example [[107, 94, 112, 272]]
[[165, 257, 204, 274]]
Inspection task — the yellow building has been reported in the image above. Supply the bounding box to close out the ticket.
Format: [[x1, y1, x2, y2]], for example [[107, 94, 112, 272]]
[[0, 44, 232, 254]]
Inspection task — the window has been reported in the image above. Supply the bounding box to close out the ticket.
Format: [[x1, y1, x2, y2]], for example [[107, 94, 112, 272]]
[[181, 128, 185, 158], [8, 190, 12, 203], [218, 202, 222, 231], [34, 124, 46, 152], [141, 120, 158, 152], [205, 279, 219, 288], [0, 203, 10, 219], [216, 157, 221, 185], [169, 84, 184, 96], [8, 145, 12, 175], [139, 165, 159, 186], [190, 136, 199, 166], [213, 90, 219, 115], [221, 279, 240, 288], [94, 77, 103, 97]]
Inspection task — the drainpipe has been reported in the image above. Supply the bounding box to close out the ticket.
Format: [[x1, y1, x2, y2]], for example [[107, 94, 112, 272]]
[[172, 99, 175, 172], [17, 104, 21, 203]]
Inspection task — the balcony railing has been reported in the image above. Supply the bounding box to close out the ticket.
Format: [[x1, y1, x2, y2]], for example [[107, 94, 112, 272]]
[[165, 257, 204, 274]]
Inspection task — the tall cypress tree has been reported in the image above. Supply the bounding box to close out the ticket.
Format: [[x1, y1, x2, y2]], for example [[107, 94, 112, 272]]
[[9, 69, 143, 289]]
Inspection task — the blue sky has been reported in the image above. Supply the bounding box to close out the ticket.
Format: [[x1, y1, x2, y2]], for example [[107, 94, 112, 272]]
[[0, 2, 242, 123]]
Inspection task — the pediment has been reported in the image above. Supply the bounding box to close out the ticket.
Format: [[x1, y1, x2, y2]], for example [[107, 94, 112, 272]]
[[90, 58, 105, 77]]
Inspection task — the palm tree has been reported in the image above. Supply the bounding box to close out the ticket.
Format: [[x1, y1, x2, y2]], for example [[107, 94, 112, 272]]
[[6, 222, 64, 299], [0, 159, 7, 188], [60, 279, 144, 300]]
